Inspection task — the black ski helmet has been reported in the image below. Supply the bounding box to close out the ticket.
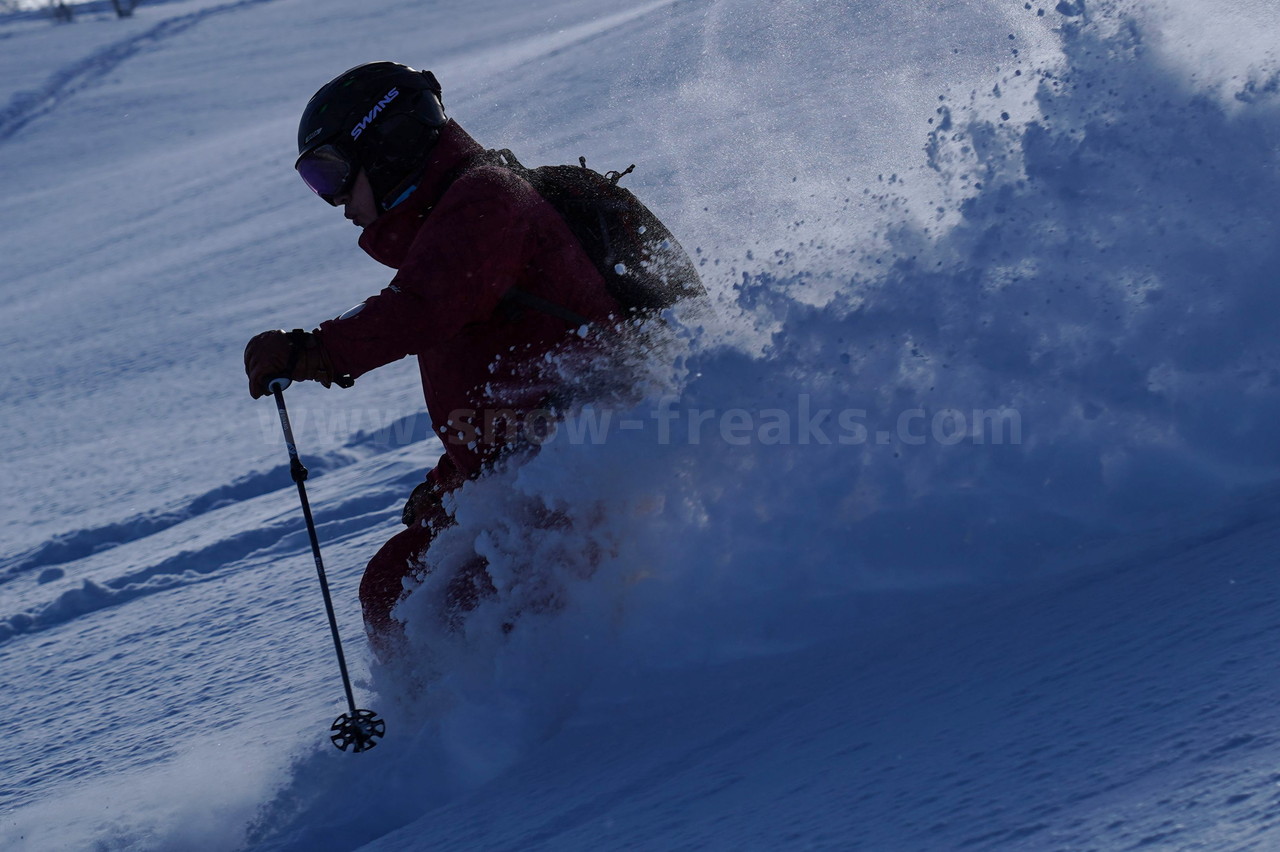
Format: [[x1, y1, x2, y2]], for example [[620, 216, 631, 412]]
[[296, 62, 448, 210]]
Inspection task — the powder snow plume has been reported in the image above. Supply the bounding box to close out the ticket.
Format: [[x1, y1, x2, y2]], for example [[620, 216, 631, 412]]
[[242, 4, 1280, 848]]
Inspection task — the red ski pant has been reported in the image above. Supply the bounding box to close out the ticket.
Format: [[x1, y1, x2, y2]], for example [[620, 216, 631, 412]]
[[358, 515, 494, 656]]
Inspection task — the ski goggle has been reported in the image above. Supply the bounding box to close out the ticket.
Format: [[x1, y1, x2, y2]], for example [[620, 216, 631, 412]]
[[296, 144, 355, 205]]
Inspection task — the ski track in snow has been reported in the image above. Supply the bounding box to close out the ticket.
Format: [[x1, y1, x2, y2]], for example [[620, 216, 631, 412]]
[[0, 451, 353, 584], [0, 0, 280, 143], [0, 414, 436, 647], [449, 0, 684, 80], [0, 496, 376, 646], [0, 413, 431, 584]]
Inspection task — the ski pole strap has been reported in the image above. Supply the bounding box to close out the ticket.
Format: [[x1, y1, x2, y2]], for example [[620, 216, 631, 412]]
[[284, 328, 309, 380]]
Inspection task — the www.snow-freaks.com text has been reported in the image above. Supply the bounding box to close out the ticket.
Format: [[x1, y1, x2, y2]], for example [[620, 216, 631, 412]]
[[259, 396, 1022, 449]]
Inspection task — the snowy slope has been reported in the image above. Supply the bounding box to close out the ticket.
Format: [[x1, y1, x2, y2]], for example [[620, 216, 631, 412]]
[[358, 512, 1280, 852], [4, 0, 1280, 849]]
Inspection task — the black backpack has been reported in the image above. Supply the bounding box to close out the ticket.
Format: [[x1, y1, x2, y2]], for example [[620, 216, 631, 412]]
[[478, 149, 705, 325]]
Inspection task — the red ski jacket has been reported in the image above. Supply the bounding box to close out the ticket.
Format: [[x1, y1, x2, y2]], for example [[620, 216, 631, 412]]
[[316, 121, 619, 489]]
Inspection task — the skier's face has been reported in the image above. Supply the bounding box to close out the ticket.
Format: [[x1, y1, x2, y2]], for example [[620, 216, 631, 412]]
[[334, 169, 378, 229]]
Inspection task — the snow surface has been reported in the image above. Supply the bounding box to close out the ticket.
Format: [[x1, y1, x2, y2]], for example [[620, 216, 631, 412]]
[[4, 0, 1280, 849]]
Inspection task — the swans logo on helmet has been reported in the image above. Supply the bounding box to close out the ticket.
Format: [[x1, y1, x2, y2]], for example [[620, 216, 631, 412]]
[[351, 88, 400, 141]]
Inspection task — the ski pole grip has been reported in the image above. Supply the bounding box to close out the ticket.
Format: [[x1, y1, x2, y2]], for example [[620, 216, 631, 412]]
[[267, 377, 293, 393]]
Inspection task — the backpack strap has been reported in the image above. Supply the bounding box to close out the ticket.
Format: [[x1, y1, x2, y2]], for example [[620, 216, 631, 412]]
[[500, 287, 591, 328], [437, 148, 601, 330]]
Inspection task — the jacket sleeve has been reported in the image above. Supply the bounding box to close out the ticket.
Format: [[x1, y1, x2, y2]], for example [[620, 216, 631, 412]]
[[316, 169, 534, 380]]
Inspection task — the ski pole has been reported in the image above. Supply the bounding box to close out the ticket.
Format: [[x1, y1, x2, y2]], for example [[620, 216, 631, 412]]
[[268, 378, 385, 753]]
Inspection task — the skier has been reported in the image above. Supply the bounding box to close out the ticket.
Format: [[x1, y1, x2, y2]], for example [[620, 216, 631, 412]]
[[244, 62, 677, 657]]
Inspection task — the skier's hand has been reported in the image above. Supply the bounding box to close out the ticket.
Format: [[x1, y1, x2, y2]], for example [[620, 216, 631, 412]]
[[244, 328, 348, 399], [244, 330, 292, 398]]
